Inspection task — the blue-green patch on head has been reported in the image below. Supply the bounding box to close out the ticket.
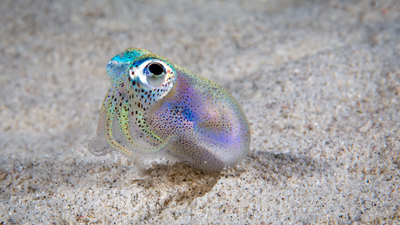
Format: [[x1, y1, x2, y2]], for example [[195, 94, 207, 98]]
[[107, 48, 151, 83]]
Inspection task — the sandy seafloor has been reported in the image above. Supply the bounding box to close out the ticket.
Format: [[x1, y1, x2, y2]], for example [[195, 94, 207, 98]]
[[0, 0, 399, 224]]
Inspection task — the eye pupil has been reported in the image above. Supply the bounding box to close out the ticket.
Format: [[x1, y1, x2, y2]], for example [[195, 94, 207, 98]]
[[148, 63, 164, 76]]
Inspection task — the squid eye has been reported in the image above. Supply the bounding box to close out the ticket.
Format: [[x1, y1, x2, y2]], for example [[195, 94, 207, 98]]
[[148, 62, 165, 76], [145, 62, 166, 87]]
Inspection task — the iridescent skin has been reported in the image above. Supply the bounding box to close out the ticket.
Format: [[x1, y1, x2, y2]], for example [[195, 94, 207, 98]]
[[88, 48, 250, 171]]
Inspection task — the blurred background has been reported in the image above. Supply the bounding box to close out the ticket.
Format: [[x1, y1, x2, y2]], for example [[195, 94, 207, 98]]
[[0, 0, 399, 223]]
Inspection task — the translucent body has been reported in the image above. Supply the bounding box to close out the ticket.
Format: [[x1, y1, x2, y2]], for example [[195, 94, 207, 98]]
[[88, 48, 250, 171]]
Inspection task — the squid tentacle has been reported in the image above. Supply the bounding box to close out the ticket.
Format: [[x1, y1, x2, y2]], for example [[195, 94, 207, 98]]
[[101, 86, 176, 157], [105, 94, 135, 157], [87, 91, 115, 156], [117, 97, 177, 153]]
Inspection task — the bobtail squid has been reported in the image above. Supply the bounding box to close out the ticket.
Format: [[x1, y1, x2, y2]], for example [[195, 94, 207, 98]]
[[88, 48, 250, 172]]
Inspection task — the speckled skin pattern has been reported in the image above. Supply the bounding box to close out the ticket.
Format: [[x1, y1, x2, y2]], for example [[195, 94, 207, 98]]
[[88, 48, 250, 171]]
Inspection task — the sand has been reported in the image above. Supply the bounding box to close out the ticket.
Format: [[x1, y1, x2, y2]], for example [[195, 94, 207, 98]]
[[0, 0, 399, 224]]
